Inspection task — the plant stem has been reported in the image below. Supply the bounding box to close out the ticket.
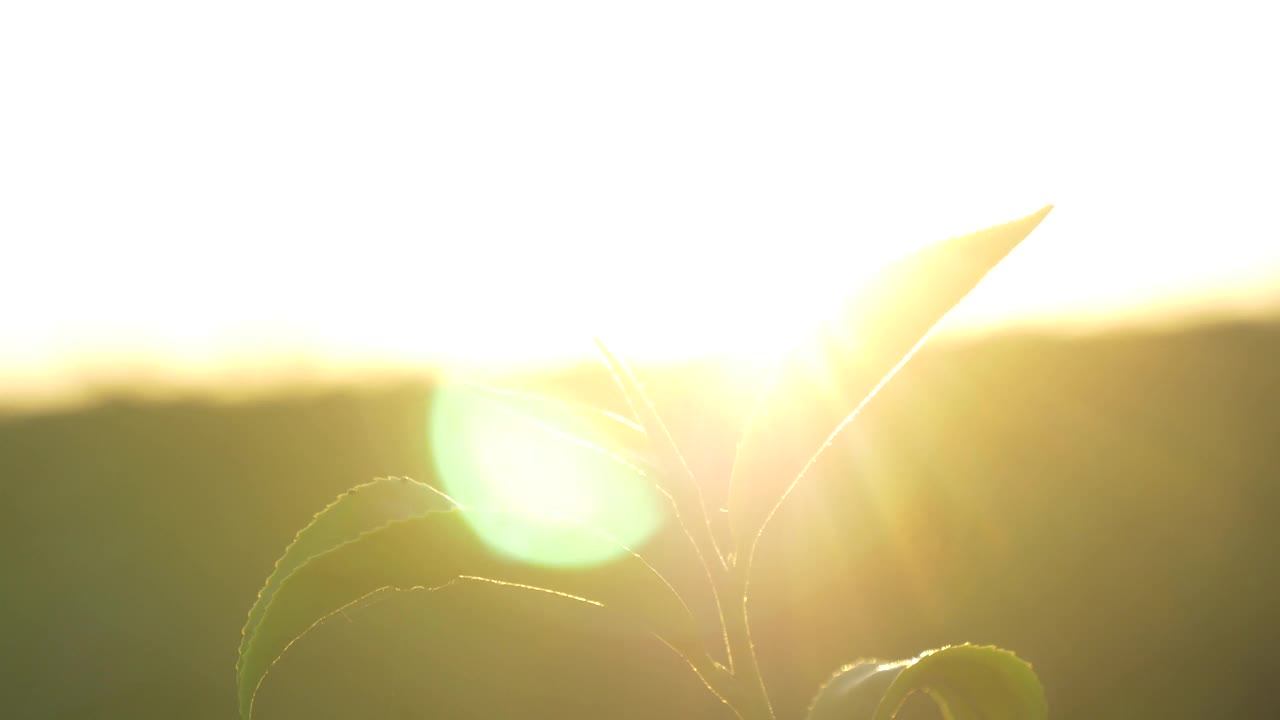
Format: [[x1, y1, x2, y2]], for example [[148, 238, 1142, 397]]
[[595, 344, 774, 717], [714, 561, 775, 720]]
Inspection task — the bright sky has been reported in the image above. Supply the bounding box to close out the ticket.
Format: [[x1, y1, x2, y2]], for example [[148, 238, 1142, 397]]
[[2, 1, 1278, 407]]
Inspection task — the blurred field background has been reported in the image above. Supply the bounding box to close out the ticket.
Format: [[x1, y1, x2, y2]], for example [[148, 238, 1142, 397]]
[[3, 320, 1278, 719]]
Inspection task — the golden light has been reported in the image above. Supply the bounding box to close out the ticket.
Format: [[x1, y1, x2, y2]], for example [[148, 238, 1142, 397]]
[[0, 2, 1277, 409], [428, 384, 665, 567]]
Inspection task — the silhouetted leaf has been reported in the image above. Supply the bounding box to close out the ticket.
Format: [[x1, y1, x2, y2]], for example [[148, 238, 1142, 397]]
[[729, 207, 1053, 555], [238, 476, 452, 684], [806, 644, 1047, 720], [236, 507, 706, 719], [805, 661, 900, 719]]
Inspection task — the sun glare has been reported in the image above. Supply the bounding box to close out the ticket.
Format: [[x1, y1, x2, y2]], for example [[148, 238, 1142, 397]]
[[1, 3, 1278, 407]]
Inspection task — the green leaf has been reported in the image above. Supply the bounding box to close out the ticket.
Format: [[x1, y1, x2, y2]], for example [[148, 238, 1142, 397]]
[[236, 506, 707, 719], [806, 661, 900, 719], [237, 476, 452, 684], [806, 644, 1048, 720], [728, 207, 1053, 556]]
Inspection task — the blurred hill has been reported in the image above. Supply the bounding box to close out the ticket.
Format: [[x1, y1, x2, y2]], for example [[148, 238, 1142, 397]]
[[1, 321, 1278, 719]]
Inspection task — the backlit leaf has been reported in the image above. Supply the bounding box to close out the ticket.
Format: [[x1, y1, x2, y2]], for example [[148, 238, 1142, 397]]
[[236, 507, 706, 719], [729, 207, 1053, 556], [806, 644, 1047, 720], [237, 476, 452, 684]]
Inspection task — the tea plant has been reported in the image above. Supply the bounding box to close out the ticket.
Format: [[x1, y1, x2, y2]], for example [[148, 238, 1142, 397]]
[[237, 206, 1053, 719]]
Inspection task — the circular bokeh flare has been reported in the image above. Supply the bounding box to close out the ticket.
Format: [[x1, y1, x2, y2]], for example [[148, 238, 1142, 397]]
[[429, 384, 663, 568]]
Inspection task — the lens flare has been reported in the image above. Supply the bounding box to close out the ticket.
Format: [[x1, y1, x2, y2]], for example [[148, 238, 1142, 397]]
[[428, 384, 664, 568]]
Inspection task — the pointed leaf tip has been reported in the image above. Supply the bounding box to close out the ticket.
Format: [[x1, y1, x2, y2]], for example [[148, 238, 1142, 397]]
[[728, 206, 1054, 558]]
